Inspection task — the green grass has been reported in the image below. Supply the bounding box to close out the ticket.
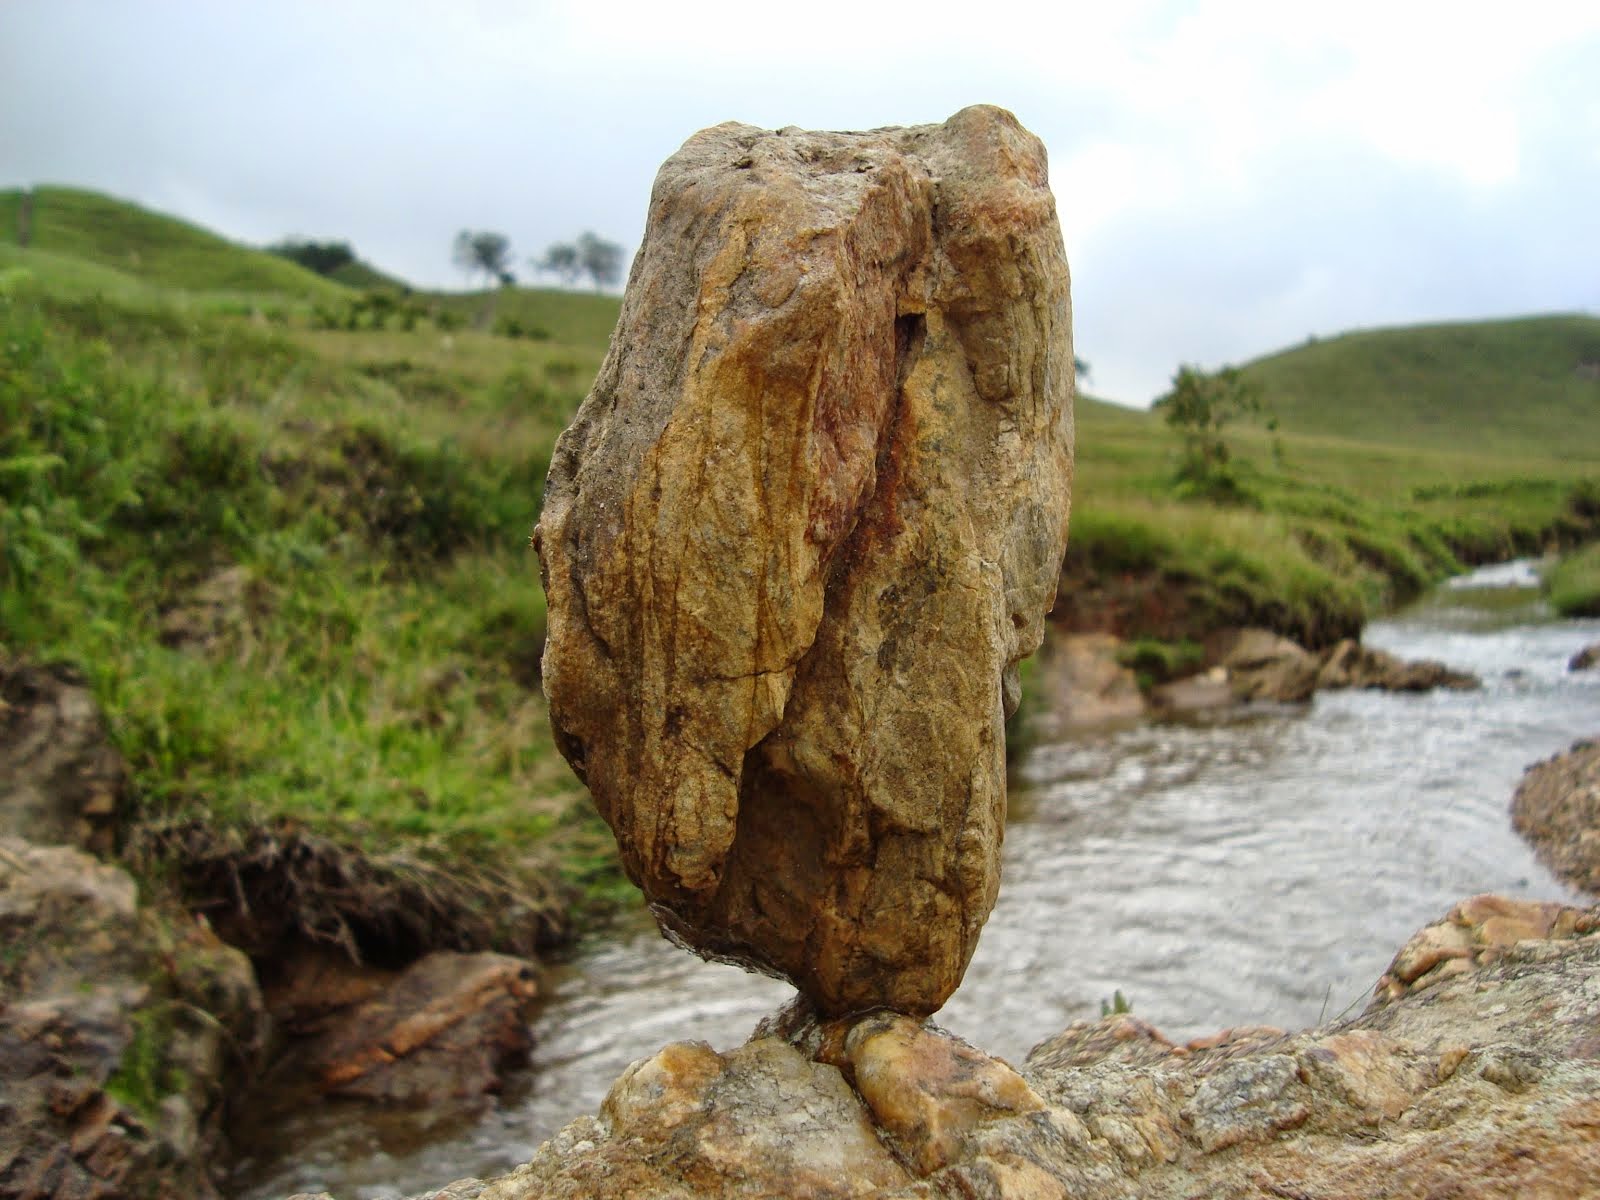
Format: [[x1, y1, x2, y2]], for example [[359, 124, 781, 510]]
[[1544, 544, 1600, 617], [1065, 372, 1600, 646], [0, 287, 607, 928], [426, 285, 621, 347], [1, 186, 349, 303], [326, 257, 409, 291], [5, 186, 1600, 957], [1242, 314, 1600, 460]]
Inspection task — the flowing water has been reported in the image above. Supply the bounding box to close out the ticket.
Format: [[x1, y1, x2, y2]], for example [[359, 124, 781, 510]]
[[234, 561, 1600, 1198]]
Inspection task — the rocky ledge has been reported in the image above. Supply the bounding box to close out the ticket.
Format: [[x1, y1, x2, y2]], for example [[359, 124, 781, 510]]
[[361, 894, 1599, 1200], [1513, 738, 1600, 897], [1029, 628, 1479, 733], [0, 657, 549, 1199]]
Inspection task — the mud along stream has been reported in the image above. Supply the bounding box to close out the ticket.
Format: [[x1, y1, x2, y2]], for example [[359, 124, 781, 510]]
[[234, 561, 1600, 1199]]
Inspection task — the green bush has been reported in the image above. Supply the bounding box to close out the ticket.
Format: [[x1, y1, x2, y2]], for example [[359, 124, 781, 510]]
[[1545, 545, 1600, 617]]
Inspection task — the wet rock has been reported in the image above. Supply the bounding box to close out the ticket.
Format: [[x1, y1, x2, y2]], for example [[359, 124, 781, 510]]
[[1025, 634, 1145, 734], [0, 837, 265, 1200], [0, 657, 127, 854], [303, 951, 539, 1103], [1512, 738, 1600, 897], [504, 1037, 916, 1199], [427, 895, 1600, 1199], [258, 943, 395, 1038], [1373, 892, 1596, 1002], [1206, 628, 1321, 703], [1149, 668, 1233, 717], [1316, 637, 1480, 692], [536, 106, 1074, 1016], [1570, 642, 1600, 671]]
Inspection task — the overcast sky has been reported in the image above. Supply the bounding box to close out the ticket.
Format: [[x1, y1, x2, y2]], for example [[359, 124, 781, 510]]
[[3, 1, 1597, 404]]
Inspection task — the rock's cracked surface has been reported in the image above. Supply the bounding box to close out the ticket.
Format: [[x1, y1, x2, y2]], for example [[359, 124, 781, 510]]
[[392, 896, 1600, 1200], [535, 105, 1074, 1016]]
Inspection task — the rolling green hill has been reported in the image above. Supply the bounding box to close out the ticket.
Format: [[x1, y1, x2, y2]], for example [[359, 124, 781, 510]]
[[0, 185, 622, 341], [427, 286, 622, 348], [327, 257, 410, 290], [1242, 315, 1600, 459], [0, 185, 349, 301], [3, 182, 1599, 967]]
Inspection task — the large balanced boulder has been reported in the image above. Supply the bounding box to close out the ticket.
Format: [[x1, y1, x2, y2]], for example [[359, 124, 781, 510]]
[[536, 106, 1074, 1016]]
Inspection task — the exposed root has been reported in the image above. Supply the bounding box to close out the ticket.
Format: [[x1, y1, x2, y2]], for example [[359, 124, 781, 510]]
[[125, 818, 573, 968]]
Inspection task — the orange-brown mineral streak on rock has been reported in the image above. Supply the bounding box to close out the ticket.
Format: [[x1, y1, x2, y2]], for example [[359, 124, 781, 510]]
[[537, 105, 1073, 1017]]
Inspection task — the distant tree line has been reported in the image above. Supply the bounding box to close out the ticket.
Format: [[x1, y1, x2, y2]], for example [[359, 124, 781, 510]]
[[269, 238, 357, 278], [449, 229, 626, 293], [535, 232, 624, 291]]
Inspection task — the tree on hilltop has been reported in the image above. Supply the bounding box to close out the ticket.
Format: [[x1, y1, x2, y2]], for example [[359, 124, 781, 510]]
[[535, 241, 581, 286], [577, 232, 624, 290], [453, 230, 515, 289], [537, 232, 625, 291], [269, 238, 356, 278]]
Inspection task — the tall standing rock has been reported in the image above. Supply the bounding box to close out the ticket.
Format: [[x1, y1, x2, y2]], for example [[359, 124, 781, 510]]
[[536, 105, 1074, 1016]]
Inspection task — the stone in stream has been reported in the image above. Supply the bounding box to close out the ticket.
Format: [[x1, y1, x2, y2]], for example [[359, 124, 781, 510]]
[[535, 106, 1075, 1017]]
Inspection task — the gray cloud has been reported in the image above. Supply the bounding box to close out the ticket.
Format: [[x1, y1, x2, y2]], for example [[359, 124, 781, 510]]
[[2, 1, 1596, 405]]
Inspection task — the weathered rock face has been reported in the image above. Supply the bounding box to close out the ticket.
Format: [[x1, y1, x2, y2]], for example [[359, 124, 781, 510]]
[[398, 895, 1600, 1200], [0, 657, 127, 855], [1512, 739, 1600, 897], [536, 106, 1074, 1016], [0, 838, 266, 1200]]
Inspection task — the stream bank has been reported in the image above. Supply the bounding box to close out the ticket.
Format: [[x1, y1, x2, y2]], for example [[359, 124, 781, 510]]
[[232, 560, 1600, 1197]]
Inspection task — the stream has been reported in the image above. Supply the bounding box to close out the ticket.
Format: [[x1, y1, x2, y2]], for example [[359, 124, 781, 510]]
[[234, 560, 1600, 1199]]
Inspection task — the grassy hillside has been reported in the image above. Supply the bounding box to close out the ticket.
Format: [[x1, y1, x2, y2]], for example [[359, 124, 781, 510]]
[[1062, 386, 1599, 646], [3, 188, 1599, 956], [0, 186, 348, 302], [1242, 315, 1600, 459], [327, 257, 410, 290], [427, 285, 621, 348], [0, 281, 623, 951]]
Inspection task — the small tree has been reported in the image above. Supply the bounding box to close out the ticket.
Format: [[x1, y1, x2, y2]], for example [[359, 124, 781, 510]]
[[536, 242, 581, 286], [1153, 364, 1266, 487], [576, 231, 624, 290], [452, 230, 514, 289]]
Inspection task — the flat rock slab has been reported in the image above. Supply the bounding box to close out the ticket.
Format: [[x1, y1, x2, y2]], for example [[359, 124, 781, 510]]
[[305, 951, 539, 1103], [536, 105, 1074, 1016]]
